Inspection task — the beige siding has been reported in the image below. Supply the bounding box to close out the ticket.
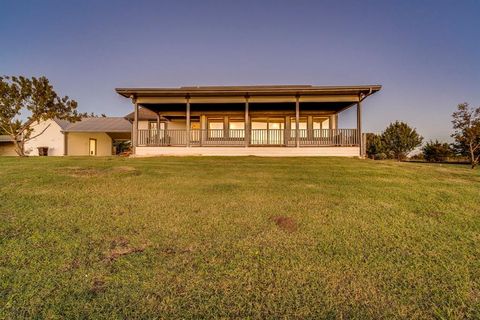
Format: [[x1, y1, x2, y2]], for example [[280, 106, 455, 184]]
[[0, 143, 17, 156], [24, 119, 65, 156], [135, 146, 360, 157], [67, 132, 112, 156]]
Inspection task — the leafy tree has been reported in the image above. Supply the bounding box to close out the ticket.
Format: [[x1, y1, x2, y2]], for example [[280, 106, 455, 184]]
[[451, 103, 480, 169], [365, 133, 384, 159], [422, 140, 453, 162], [0, 76, 80, 156], [381, 121, 423, 160]]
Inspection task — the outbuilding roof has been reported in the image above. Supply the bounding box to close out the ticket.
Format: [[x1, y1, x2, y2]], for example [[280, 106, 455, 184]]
[[0, 135, 15, 142], [61, 117, 131, 133]]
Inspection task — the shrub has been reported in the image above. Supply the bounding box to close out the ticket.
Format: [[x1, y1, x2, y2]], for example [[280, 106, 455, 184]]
[[422, 140, 453, 162], [365, 133, 384, 159], [382, 121, 423, 160]]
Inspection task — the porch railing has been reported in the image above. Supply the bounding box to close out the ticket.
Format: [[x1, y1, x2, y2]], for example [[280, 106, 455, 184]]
[[137, 129, 359, 147]]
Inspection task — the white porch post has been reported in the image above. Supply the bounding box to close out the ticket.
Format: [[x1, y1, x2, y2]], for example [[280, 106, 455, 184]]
[[186, 95, 191, 147], [131, 95, 138, 154], [245, 95, 249, 147], [357, 98, 362, 157], [156, 112, 161, 146], [295, 95, 300, 148]]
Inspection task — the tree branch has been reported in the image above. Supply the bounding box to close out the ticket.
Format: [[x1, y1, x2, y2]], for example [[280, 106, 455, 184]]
[[23, 123, 51, 142]]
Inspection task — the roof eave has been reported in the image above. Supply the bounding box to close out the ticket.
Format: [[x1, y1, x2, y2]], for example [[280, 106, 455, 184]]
[[115, 85, 382, 98]]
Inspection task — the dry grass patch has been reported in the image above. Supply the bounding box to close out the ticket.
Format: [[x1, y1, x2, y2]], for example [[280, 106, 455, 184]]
[[104, 237, 148, 262], [271, 215, 298, 233]]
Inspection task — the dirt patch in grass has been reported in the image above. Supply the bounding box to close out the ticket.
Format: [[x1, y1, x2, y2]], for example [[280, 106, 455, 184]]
[[90, 277, 106, 295], [160, 246, 194, 255], [59, 167, 105, 177], [425, 211, 446, 218], [104, 237, 147, 262], [271, 215, 298, 233], [113, 166, 140, 175]]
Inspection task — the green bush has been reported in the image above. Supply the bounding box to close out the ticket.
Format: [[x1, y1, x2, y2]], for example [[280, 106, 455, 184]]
[[422, 140, 453, 162], [382, 121, 423, 160]]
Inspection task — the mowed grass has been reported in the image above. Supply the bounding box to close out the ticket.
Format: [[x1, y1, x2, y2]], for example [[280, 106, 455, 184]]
[[0, 156, 479, 319]]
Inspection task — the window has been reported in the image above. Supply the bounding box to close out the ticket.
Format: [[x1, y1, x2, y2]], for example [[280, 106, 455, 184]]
[[208, 118, 224, 138], [229, 120, 245, 138], [290, 117, 307, 138], [313, 117, 330, 130], [148, 121, 165, 131]]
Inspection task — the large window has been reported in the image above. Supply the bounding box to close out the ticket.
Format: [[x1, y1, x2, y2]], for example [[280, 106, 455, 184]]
[[290, 117, 307, 138], [313, 117, 330, 130], [148, 121, 165, 131], [229, 120, 245, 138], [208, 118, 224, 138], [251, 118, 285, 145]]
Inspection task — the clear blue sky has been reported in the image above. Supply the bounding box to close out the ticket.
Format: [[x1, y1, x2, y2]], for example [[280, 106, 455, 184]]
[[1, 0, 479, 141]]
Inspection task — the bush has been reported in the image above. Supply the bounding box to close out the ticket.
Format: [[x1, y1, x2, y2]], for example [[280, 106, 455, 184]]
[[382, 121, 423, 160], [422, 140, 453, 162], [365, 133, 384, 159]]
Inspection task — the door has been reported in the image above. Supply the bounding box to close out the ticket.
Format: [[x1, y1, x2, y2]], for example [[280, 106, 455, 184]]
[[251, 118, 285, 145], [89, 138, 97, 156]]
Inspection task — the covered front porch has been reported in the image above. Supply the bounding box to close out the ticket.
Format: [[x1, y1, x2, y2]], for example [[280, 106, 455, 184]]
[[117, 85, 381, 156]]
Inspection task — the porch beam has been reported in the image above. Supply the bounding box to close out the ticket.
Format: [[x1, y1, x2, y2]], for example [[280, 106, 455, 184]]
[[186, 96, 191, 147], [295, 95, 300, 148]]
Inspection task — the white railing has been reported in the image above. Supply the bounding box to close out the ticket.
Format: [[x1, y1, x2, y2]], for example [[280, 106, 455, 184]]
[[137, 129, 359, 147]]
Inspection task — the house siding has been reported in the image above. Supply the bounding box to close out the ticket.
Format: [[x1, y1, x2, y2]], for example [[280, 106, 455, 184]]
[[24, 119, 65, 156], [67, 132, 113, 156], [0, 142, 17, 156]]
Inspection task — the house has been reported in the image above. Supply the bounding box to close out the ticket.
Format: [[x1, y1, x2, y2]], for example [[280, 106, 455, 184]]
[[0, 117, 131, 156], [116, 85, 381, 157]]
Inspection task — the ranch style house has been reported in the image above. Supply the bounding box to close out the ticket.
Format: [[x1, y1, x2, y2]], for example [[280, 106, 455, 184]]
[[116, 85, 381, 157]]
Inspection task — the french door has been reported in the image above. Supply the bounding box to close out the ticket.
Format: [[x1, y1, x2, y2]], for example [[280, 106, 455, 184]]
[[250, 118, 285, 145]]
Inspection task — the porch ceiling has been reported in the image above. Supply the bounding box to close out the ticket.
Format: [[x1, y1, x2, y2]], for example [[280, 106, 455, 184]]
[[141, 101, 354, 115]]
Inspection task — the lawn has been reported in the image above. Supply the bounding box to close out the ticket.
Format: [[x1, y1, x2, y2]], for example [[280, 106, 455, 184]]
[[0, 156, 479, 319]]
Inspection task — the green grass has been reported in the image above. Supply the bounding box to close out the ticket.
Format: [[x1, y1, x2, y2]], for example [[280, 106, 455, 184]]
[[0, 156, 479, 319]]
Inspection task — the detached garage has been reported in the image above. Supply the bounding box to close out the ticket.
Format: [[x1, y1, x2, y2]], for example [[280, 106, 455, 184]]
[[1, 117, 132, 156], [63, 117, 131, 156]]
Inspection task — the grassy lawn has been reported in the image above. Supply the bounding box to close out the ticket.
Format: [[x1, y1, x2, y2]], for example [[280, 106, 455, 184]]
[[1, 156, 479, 319]]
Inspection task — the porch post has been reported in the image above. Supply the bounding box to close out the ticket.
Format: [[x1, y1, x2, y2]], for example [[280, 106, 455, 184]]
[[357, 98, 362, 157], [156, 112, 161, 146], [245, 95, 249, 147], [186, 95, 190, 147], [295, 95, 300, 148], [131, 95, 138, 154]]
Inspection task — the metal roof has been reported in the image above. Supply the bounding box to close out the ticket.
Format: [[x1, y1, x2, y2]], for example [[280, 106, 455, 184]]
[[124, 108, 168, 121], [64, 117, 131, 133], [53, 119, 71, 130], [116, 84, 382, 98], [0, 135, 15, 142]]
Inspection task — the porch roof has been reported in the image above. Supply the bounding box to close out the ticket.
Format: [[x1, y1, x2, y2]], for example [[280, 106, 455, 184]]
[[116, 85, 381, 99]]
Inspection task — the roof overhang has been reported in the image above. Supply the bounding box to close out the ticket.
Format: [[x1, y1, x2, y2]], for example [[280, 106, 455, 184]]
[[116, 85, 381, 104]]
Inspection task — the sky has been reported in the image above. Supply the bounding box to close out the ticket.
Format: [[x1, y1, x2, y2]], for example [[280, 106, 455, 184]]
[[1, 0, 479, 141]]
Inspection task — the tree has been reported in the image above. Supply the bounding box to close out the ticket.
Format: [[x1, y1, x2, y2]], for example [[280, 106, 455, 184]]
[[422, 140, 453, 162], [451, 103, 480, 169], [365, 133, 385, 159], [381, 121, 423, 160], [0, 76, 80, 156]]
